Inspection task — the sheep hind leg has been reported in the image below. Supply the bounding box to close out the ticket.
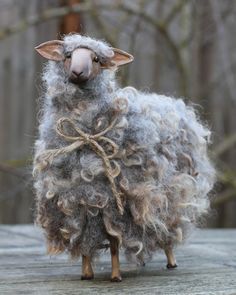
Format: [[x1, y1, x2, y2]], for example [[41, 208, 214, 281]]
[[164, 247, 178, 269], [81, 255, 94, 280], [109, 236, 122, 282]]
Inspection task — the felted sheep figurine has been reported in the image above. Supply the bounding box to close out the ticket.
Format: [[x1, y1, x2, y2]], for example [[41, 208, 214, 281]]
[[34, 34, 215, 282]]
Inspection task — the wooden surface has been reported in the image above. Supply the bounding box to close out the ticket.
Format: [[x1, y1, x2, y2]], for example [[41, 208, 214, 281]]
[[0, 226, 235, 294]]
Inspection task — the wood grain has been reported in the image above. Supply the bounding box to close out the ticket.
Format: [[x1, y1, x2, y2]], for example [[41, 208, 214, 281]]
[[0, 226, 235, 294]]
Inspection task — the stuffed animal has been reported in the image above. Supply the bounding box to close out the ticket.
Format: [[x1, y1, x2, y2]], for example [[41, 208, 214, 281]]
[[34, 34, 215, 282]]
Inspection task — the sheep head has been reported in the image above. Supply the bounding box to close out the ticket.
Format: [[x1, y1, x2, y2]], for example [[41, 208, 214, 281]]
[[35, 39, 133, 84]]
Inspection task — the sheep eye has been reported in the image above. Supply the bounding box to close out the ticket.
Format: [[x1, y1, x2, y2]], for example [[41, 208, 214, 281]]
[[93, 56, 99, 63], [65, 52, 72, 59]]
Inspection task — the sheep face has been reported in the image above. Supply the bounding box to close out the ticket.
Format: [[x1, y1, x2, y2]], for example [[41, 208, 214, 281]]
[[67, 48, 101, 84], [35, 39, 134, 85]]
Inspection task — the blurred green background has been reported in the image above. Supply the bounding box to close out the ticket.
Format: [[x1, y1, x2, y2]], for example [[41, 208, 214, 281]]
[[0, 0, 236, 226]]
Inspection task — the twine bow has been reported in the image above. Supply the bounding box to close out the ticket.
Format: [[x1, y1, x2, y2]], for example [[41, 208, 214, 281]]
[[34, 117, 124, 215]]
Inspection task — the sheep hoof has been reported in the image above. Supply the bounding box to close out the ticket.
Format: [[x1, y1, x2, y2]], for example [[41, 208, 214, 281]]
[[166, 263, 178, 269], [81, 274, 94, 280], [111, 276, 122, 282]]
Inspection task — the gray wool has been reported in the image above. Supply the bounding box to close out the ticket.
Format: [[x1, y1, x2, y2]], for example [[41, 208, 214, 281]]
[[34, 34, 215, 263]]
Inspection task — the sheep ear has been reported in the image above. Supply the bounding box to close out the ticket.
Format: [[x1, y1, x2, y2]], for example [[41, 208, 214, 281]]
[[109, 48, 134, 67], [35, 40, 64, 61]]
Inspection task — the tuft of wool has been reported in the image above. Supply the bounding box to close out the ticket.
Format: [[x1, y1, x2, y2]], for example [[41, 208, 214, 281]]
[[34, 34, 215, 263]]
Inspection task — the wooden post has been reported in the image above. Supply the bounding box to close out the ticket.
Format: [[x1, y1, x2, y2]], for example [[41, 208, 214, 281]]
[[60, 0, 83, 34]]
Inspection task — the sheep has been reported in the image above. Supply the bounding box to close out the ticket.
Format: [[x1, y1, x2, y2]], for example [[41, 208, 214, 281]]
[[33, 34, 215, 282]]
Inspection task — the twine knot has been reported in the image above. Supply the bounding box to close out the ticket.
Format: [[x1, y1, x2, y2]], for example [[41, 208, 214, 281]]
[[34, 117, 124, 215]]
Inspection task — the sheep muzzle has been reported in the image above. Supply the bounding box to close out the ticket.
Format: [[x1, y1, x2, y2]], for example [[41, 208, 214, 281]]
[[68, 48, 101, 84]]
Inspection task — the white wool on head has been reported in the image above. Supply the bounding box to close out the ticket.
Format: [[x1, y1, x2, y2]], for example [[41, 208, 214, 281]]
[[63, 34, 114, 59]]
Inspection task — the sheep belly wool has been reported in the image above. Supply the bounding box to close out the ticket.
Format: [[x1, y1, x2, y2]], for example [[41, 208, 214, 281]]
[[34, 34, 215, 263]]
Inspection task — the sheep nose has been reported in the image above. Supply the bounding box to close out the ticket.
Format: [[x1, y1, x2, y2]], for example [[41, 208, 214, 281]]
[[72, 70, 83, 78], [70, 70, 88, 83]]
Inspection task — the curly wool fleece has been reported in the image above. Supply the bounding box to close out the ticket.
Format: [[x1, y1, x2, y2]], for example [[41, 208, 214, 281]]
[[34, 34, 215, 262]]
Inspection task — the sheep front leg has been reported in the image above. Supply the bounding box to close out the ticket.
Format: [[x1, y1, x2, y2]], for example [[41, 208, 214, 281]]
[[109, 236, 122, 282], [164, 247, 178, 269], [81, 255, 94, 280]]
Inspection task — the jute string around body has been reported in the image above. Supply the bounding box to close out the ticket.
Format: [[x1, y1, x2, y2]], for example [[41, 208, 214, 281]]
[[34, 117, 124, 215]]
